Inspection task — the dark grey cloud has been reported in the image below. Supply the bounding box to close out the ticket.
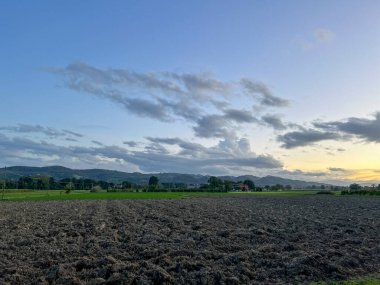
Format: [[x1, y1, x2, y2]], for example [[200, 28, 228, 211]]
[[124, 98, 172, 121], [240, 78, 289, 107], [280, 112, 380, 149], [261, 114, 287, 130], [123, 141, 138, 147], [315, 112, 380, 143], [223, 109, 258, 123], [278, 129, 341, 149], [328, 167, 346, 172]]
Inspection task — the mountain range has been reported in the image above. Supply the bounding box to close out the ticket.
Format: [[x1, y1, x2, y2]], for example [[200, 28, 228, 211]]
[[0, 166, 330, 188]]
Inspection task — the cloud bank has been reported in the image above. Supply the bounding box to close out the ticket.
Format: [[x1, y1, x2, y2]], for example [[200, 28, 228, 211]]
[[0, 131, 282, 175]]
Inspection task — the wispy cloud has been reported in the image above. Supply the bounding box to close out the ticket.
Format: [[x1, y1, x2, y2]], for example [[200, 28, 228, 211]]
[[0, 124, 83, 139], [48, 63, 289, 140], [240, 78, 289, 107]]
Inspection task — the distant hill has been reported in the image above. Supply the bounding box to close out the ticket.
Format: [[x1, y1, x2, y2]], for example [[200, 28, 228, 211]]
[[0, 166, 329, 188]]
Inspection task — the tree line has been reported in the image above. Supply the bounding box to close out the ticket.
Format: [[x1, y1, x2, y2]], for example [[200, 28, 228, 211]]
[[0, 175, 134, 191]]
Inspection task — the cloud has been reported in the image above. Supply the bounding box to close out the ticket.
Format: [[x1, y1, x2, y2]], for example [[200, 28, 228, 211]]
[[91, 140, 103, 146], [123, 98, 172, 121], [278, 112, 380, 149], [240, 78, 289, 107], [48, 63, 289, 139], [316, 112, 380, 143], [261, 114, 287, 130], [193, 115, 235, 138], [192, 109, 259, 139], [280, 169, 327, 177], [278, 129, 341, 149], [0, 132, 282, 175], [328, 167, 346, 172], [223, 109, 258, 123], [123, 141, 138, 147], [146, 137, 207, 154], [0, 124, 83, 139], [314, 28, 335, 43], [167, 72, 230, 94], [63, 129, 83, 137]]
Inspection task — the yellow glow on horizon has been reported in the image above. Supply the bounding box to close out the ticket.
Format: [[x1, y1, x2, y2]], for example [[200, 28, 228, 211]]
[[346, 170, 380, 182], [281, 141, 380, 181]]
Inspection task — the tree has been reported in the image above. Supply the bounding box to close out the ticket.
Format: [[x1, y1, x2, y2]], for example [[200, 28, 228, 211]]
[[270, 184, 284, 191], [208, 176, 223, 191], [148, 176, 159, 191], [223, 180, 233, 192], [349, 183, 361, 191], [243, 179, 255, 191], [122, 181, 132, 189]]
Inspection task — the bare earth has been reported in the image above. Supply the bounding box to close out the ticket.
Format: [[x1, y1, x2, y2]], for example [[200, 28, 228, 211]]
[[0, 196, 379, 284]]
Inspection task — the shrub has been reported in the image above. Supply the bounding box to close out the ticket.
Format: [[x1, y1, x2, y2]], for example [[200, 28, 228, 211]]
[[64, 182, 74, 194], [90, 186, 102, 193], [341, 189, 380, 196], [316, 191, 334, 195]]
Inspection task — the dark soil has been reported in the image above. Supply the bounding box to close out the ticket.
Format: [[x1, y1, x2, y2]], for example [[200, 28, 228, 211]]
[[0, 196, 379, 284]]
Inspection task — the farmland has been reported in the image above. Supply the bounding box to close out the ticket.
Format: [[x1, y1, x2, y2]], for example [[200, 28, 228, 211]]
[[0, 195, 379, 284]]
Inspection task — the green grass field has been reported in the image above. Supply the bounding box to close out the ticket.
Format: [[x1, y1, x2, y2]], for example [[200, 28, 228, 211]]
[[0, 189, 321, 201]]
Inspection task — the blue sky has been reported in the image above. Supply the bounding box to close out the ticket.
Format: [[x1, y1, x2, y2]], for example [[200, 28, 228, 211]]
[[1, 1, 380, 184]]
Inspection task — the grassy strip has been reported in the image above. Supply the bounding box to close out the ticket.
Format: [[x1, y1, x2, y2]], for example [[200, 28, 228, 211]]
[[0, 190, 319, 201]]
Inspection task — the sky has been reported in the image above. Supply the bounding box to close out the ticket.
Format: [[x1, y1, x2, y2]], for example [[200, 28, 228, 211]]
[[1, 1, 380, 184]]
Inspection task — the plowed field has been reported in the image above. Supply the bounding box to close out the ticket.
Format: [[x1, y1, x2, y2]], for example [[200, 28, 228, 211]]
[[1, 196, 379, 284]]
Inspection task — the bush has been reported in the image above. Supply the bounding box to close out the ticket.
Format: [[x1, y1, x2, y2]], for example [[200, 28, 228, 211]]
[[341, 189, 380, 196], [90, 186, 102, 192], [316, 191, 334, 195], [64, 182, 74, 194]]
